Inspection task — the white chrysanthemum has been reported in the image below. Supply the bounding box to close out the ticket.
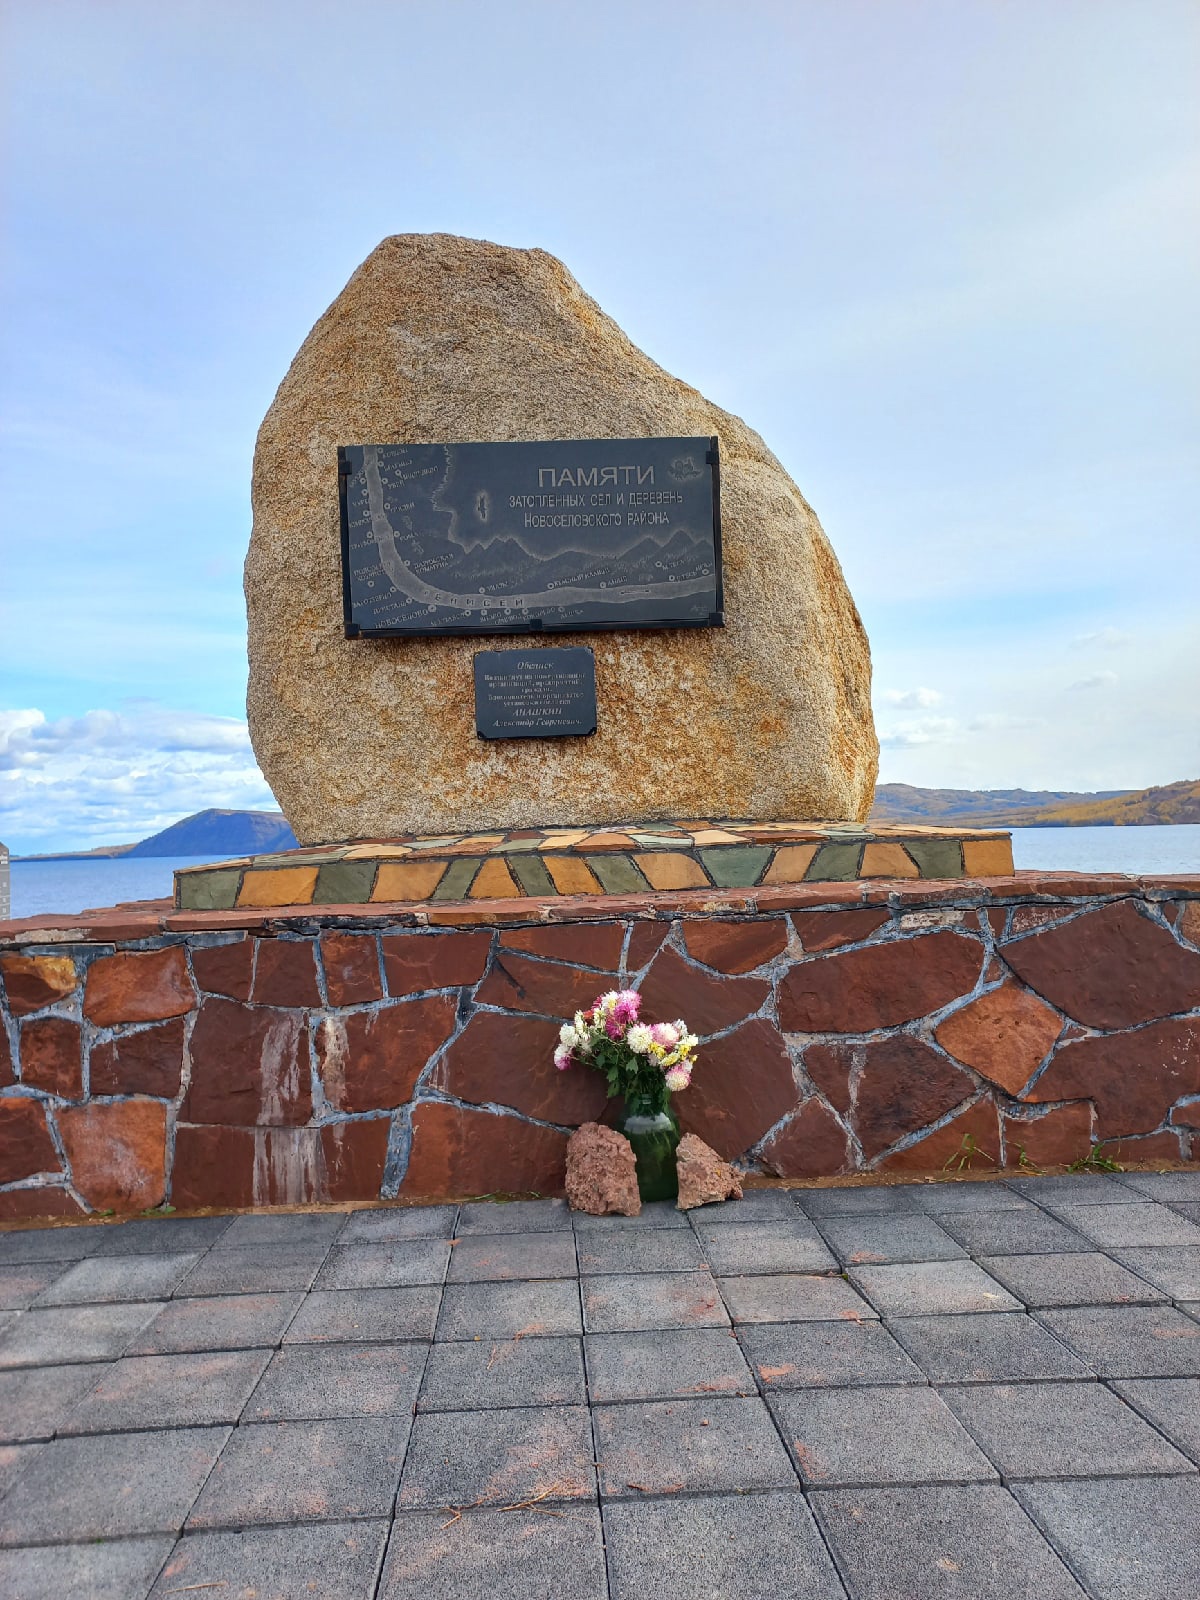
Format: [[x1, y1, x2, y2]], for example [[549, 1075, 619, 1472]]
[[559, 1023, 578, 1047], [681, 1034, 699, 1053], [664, 1067, 690, 1092], [626, 1023, 654, 1056], [553, 1044, 572, 1070]]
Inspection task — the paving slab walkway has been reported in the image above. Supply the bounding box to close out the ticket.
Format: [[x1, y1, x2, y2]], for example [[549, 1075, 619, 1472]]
[[2, 1170, 1200, 1599]]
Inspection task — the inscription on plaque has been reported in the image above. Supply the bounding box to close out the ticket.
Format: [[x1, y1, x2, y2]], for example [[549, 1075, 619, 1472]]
[[338, 436, 722, 637], [474, 648, 597, 740]]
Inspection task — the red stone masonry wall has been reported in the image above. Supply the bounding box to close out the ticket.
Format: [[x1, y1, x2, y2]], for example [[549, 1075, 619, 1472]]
[[1, 873, 1198, 1218]]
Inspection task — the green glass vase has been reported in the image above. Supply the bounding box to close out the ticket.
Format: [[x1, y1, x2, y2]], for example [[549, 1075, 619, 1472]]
[[620, 1102, 681, 1203]]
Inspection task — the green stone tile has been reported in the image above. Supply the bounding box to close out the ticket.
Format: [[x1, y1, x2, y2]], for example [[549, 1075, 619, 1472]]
[[408, 837, 463, 850], [510, 853, 557, 896], [699, 846, 773, 887], [904, 839, 964, 879], [176, 869, 242, 911], [496, 839, 544, 853], [431, 858, 481, 902], [314, 859, 378, 905], [629, 834, 694, 850], [804, 842, 863, 881], [586, 854, 650, 894]]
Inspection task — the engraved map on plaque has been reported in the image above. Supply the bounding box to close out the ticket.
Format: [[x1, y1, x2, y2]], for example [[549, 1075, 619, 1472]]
[[338, 436, 722, 637]]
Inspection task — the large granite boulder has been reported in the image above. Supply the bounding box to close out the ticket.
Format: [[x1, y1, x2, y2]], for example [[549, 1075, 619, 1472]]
[[247, 234, 877, 840]]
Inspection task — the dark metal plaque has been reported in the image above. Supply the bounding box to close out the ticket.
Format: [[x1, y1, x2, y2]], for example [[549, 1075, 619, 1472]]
[[474, 648, 597, 740], [338, 436, 722, 637]]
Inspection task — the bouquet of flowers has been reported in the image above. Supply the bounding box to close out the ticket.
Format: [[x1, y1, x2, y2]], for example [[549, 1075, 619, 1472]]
[[553, 988, 699, 1117]]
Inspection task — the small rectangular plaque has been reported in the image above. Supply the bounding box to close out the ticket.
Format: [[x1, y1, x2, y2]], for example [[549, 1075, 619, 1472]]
[[474, 648, 597, 740], [338, 435, 722, 637]]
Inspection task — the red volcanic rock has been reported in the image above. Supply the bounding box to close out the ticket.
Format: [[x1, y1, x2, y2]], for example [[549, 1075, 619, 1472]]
[[566, 1122, 641, 1216], [1008, 905, 1075, 938], [437, 1011, 608, 1127], [320, 1118, 390, 1201], [90, 1018, 186, 1098], [761, 1099, 851, 1179], [1023, 1017, 1200, 1138], [319, 932, 384, 1006], [790, 909, 889, 953], [172, 1123, 255, 1209], [778, 933, 982, 1034], [0, 1186, 85, 1221], [20, 1016, 83, 1099], [878, 1099, 1001, 1173], [804, 1044, 853, 1118], [184, 997, 311, 1126], [676, 1019, 797, 1159], [0, 1095, 61, 1183], [475, 950, 616, 1017], [400, 1102, 569, 1199], [1003, 1103, 1094, 1169], [639, 946, 769, 1038], [58, 1100, 167, 1212], [0, 954, 77, 1015], [682, 919, 789, 975], [627, 922, 670, 972], [251, 939, 321, 1007], [1180, 901, 1200, 948], [191, 938, 254, 1001], [84, 946, 194, 1026], [501, 923, 625, 969], [675, 1132, 743, 1209], [317, 995, 458, 1112], [1002, 900, 1200, 1029], [1105, 1129, 1188, 1164], [848, 1035, 975, 1161], [171, 1119, 387, 1209], [935, 984, 1063, 1095], [382, 930, 491, 994], [0, 1024, 13, 1088]]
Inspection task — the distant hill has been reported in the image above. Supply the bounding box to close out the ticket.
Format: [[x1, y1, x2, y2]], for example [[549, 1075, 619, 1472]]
[[871, 780, 1200, 828], [19, 809, 298, 861]]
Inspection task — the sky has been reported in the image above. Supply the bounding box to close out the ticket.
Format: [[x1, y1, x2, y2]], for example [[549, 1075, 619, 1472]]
[[1, 0, 1197, 852]]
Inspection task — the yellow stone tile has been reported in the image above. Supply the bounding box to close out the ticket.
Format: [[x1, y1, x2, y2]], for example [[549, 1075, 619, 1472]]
[[686, 829, 745, 846], [544, 855, 605, 895], [761, 844, 820, 885], [539, 830, 592, 849], [371, 860, 449, 902], [343, 844, 413, 860], [236, 867, 319, 907], [962, 838, 1015, 877], [633, 852, 710, 890], [859, 842, 920, 879], [469, 858, 523, 899], [578, 832, 635, 850]]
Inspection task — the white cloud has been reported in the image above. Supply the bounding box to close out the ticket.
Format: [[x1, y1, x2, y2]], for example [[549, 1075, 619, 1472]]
[[881, 687, 944, 708], [0, 703, 278, 854], [1068, 672, 1119, 692], [878, 716, 959, 749], [1070, 628, 1133, 651]]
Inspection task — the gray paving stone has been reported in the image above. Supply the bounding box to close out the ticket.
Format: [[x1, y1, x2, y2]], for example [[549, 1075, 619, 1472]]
[[60, 1349, 270, 1433], [219, 1210, 348, 1247], [0, 1225, 105, 1265], [978, 1251, 1168, 1308], [420, 1334, 585, 1410], [941, 1379, 1195, 1480], [913, 1181, 1037, 1214], [0, 1440, 39, 1498], [1007, 1173, 1135, 1204], [91, 1216, 235, 1255], [458, 1198, 572, 1232], [888, 1312, 1092, 1383], [0, 1426, 230, 1544], [0, 1262, 69, 1309], [594, 1394, 796, 1497], [1112, 1378, 1200, 1465], [175, 1243, 327, 1296], [812, 1484, 1086, 1600], [436, 1279, 582, 1339], [571, 1199, 688, 1230], [585, 1328, 754, 1402], [936, 1208, 1087, 1255], [771, 1385, 997, 1486], [1014, 1475, 1200, 1600], [0, 1536, 175, 1600], [815, 1213, 966, 1264], [690, 1220, 837, 1275], [603, 1490, 845, 1600], [128, 1292, 304, 1354], [152, 1521, 389, 1600], [314, 1239, 452, 1290], [446, 1231, 577, 1282], [284, 1286, 442, 1344], [1052, 1201, 1200, 1248], [0, 1361, 111, 1441], [574, 1226, 703, 1275], [1037, 1304, 1200, 1376], [1118, 1170, 1200, 1202], [582, 1270, 728, 1331], [849, 1260, 1020, 1316], [796, 1184, 923, 1217], [378, 1507, 606, 1600], [341, 1204, 458, 1243], [1170, 1201, 1200, 1224], [397, 1404, 595, 1508], [0, 1301, 163, 1367], [35, 1252, 200, 1306], [690, 1188, 805, 1223], [1108, 1246, 1200, 1300], [741, 1318, 925, 1389], [719, 1273, 877, 1324], [188, 1417, 409, 1528], [245, 1340, 427, 1420]]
